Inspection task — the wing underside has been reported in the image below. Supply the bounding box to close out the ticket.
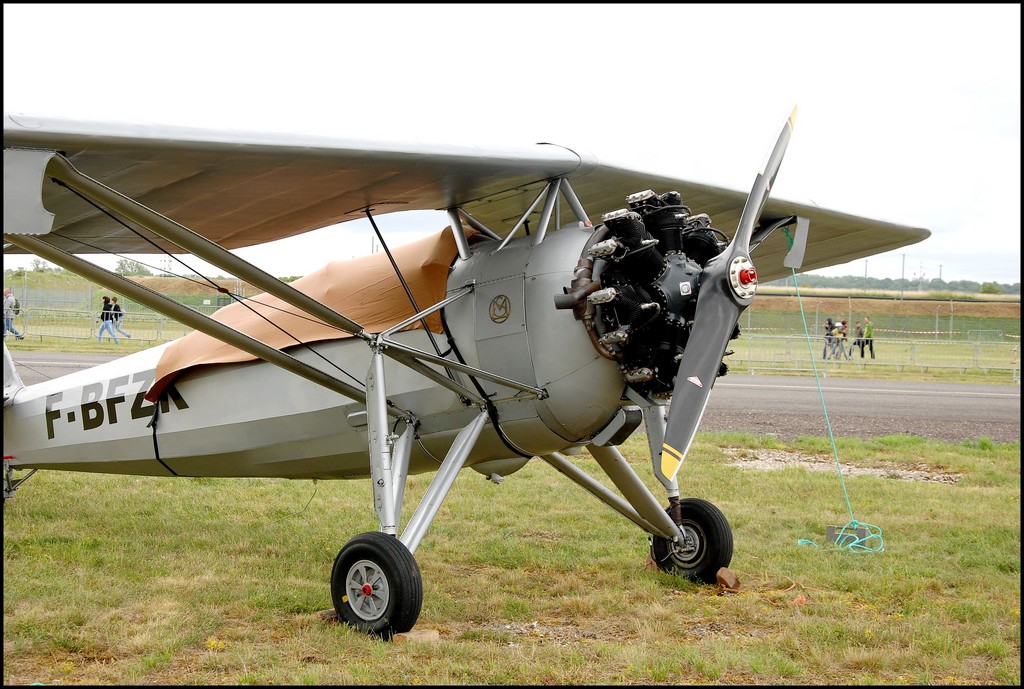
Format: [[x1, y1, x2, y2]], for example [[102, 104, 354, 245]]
[[3, 113, 929, 281]]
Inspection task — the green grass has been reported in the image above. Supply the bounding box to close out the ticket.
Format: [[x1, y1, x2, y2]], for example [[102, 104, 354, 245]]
[[3, 433, 1019, 685], [4, 277, 1021, 683], [5, 336, 147, 354]]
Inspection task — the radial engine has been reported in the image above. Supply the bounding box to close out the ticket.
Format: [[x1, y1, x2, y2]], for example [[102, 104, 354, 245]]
[[555, 189, 742, 399]]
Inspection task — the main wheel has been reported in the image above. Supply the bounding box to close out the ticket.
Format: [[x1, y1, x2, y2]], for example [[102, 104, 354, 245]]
[[330, 531, 423, 639], [649, 497, 732, 583]]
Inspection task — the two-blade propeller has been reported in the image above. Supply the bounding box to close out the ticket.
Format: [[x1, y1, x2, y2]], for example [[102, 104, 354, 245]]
[[657, 107, 798, 483]]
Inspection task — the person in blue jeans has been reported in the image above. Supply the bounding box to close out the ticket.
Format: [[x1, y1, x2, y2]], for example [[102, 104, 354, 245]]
[[111, 296, 132, 339], [97, 295, 119, 343], [3, 288, 25, 340]]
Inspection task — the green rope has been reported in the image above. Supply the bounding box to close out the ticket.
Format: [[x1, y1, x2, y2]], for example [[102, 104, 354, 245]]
[[832, 520, 885, 552], [781, 227, 884, 553]]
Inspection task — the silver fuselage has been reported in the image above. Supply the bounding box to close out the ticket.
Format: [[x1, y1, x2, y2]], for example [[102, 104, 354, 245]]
[[4, 227, 628, 479]]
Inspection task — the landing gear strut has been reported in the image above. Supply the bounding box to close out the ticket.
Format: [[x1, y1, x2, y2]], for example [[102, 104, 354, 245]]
[[3, 459, 37, 504]]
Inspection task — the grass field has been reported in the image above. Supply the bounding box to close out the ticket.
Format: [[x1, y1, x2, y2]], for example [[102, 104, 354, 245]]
[[3, 432, 1020, 685], [3, 276, 1020, 684]]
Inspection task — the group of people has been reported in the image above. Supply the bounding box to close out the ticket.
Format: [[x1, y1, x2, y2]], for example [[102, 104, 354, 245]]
[[97, 295, 131, 343], [4, 290, 133, 344], [823, 316, 874, 360]]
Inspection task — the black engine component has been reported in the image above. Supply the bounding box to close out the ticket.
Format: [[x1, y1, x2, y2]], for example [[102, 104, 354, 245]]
[[557, 189, 733, 398]]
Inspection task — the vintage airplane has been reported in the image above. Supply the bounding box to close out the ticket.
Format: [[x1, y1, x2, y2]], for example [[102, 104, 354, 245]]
[[3, 109, 929, 638]]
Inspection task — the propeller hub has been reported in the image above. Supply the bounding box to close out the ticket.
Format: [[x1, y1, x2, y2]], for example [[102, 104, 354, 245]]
[[728, 256, 758, 299]]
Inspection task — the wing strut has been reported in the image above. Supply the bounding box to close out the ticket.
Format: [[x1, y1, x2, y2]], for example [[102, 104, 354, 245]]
[[381, 338, 546, 402], [448, 207, 501, 241], [4, 233, 386, 413], [532, 178, 562, 245], [39, 153, 370, 340], [493, 181, 552, 252], [558, 178, 591, 226], [446, 208, 472, 261], [379, 284, 548, 405], [489, 177, 593, 253]]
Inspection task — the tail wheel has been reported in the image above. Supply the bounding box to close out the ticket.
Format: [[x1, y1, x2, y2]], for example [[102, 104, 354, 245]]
[[330, 531, 423, 639], [650, 497, 733, 583]]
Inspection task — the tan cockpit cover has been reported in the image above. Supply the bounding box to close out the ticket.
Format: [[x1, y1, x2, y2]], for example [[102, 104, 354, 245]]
[[146, 226, 471, 402]]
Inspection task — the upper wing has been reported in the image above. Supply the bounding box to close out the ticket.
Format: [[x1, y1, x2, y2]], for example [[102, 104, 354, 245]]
[[3, 113, 929, 281]]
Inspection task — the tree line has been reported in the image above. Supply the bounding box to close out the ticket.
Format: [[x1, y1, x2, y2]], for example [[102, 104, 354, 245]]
[[8, 258, 1020, 296], [765, 273, 1019, 296]]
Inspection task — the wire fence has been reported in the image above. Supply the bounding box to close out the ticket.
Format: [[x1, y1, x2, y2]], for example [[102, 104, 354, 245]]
[[730, 334, 1018, 376], [7, 306, 1020, 380], [7, 307, 215, 344], [737, 297, 1020, 344]]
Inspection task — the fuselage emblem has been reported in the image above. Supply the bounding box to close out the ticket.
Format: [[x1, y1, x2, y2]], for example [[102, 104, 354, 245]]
[[489, 294, 511, 323]]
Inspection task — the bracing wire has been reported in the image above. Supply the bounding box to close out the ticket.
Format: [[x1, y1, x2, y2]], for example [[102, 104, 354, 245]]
[[52, 184, 368, 390]]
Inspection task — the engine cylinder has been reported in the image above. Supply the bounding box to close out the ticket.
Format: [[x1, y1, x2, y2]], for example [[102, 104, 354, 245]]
[[585, 190, 727, 397]]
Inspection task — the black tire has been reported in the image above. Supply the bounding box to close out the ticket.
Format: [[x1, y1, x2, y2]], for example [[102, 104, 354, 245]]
[[649, 497, 732, 583], [330, 531, 423, 639]]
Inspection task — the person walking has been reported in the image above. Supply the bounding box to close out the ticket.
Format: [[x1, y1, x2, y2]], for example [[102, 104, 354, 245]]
[[826, 319, 845, 359], [111, 297, 132, 339], [863, 316, 875, 359], [850, 320, 865, 358], [97, 295, 119, 344], [829, 319, 845, 359], [3, 287, 25, 340], [822, 317, 835, 360], [838, 319, 852, 359]]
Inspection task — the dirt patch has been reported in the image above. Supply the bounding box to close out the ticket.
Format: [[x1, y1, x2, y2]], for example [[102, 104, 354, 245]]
[[721, 447, 962, 483], [130, 275, 257, 297], [441, 617, 747, 646], [753, 293, 1020, 319]]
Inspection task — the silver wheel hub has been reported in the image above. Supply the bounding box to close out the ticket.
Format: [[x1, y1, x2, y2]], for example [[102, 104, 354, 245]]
[[345, 559, 390, 621], [669, 525, 702, 565]]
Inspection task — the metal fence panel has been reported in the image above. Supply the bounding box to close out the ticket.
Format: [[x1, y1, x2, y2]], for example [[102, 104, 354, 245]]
[[732, 335, 1017, 376], [20, 308, 95, 341], [9, 303, 1021, 380], [19, 308, 200, 343], [910, 340, 974, 372]]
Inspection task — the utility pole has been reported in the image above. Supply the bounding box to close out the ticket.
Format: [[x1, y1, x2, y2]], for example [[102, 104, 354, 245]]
[[900, 253, 906, 300]]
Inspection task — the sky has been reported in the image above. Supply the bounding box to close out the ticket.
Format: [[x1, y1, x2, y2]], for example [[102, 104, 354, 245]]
[[3, 3, 1020, 285]]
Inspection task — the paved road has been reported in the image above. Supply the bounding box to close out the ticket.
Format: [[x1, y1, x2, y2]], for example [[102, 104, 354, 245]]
[[8, 351, 130, 387], [701, 375, 1019, 444], [6, 351, 1020, 444]]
